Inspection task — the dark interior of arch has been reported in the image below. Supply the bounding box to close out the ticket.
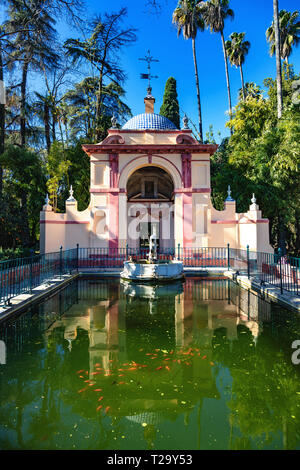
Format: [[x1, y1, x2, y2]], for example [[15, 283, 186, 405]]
[[127, 166, 174, 201]]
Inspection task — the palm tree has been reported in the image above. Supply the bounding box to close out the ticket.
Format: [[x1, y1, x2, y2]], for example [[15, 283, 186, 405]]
[[266, 9, 300, 64], [225, 32, 250, 101], [198, 0, 234, 120], [238, 82, 262, 102], [270, 0, 283, 119], [172, 1, 205, 142]]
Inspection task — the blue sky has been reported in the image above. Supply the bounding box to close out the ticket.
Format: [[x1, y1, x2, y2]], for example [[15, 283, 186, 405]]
[[71, 0, 300, 141], [2, 0, 300, 141]]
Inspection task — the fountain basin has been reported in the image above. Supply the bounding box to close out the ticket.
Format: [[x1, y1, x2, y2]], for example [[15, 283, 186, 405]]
[[120, 260, 184, 282]]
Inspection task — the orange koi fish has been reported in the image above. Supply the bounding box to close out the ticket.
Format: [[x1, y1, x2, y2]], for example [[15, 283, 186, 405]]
[[156, 366, 163, 370], [94, 389, 102, 392], [202, 355, 207, 360], [97, 405, 103, 411], [165, 366, 170, 371], [98, 396, 104, 401], [105, 406, 110, 414], [77, 369, 84, 374]]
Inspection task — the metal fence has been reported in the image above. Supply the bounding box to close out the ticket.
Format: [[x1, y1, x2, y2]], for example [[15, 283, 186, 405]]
[[0, 248, 77, 306], [0, 245, 299, 306], [229, 247, 300, 296]]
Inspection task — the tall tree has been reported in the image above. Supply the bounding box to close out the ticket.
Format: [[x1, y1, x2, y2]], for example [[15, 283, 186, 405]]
[[5, 0, 59, 146], [271, 0, 283, 119], [160, 77, 180, 128], [225, 32, 250, 101], [64, 8, 136, 141], [172, 0, 204, 142], [198, 0, 234, 121], [267, 9, 300, 64]]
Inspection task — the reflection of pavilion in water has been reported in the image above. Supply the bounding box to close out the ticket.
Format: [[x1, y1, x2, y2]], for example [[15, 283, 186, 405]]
[[45, 278, 271, 430]]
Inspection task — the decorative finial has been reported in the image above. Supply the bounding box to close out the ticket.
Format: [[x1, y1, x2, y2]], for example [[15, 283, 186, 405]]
[[251, 193, 256, 205], [182, 114, 189, 129], [67, 185, 76, 202], [43, 193, 53, 211], [111, 114, 117, 129], [146, 86, 153, 98], [226, 185, 235, 202]]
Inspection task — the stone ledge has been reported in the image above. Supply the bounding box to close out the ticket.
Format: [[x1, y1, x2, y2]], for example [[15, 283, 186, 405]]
[[224, 270, 300, 312], [0, 274, 78, 323]]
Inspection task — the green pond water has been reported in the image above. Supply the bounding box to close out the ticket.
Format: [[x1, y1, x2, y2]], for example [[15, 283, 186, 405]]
[[0, 277, 299, 450]]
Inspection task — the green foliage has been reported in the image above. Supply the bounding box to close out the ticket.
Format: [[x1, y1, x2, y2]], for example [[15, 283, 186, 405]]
[[160, 77, 180, 129], [59, 139, 90, 212], [46, 141, 71, 211], [211, 66, 300, 254], [0, 145, 47, 247]]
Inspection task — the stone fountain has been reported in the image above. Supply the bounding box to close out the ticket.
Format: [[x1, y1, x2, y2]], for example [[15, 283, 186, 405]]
[[120, 229, 184, 282]]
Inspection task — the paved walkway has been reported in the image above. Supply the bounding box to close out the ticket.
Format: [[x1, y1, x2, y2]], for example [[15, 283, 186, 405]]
[[224, 270, 300, 312], [0, 274, 77, 322]]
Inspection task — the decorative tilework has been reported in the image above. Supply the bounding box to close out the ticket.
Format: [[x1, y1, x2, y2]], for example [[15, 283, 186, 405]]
[[122, 113, 177, 130]]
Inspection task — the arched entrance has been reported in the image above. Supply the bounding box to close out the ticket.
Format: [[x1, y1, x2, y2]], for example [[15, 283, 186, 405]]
[[126, 166, 175, 251]]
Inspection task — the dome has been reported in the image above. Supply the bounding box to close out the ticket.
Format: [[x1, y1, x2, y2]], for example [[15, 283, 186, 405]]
[[122, 113, 177, 130]]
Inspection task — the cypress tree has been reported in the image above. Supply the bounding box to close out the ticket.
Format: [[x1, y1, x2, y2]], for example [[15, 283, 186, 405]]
[[160, 77, 180, 128]]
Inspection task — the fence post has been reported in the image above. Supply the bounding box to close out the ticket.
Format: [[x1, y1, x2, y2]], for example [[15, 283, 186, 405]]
[[60, 246, 63, 280], [177, 243, 180, 261], [278, 248, 283, 294], [227, 243, 230, 270], [76, 244, 79, 273], [126, 243, 128, 260], [247, 245, 250, 279]]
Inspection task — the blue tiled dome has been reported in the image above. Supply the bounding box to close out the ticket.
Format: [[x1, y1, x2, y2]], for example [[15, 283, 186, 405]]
[[122, 113, 177, 130]]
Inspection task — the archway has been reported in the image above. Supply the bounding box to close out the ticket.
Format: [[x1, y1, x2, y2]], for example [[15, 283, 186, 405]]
[[126, 166, 175, 252]]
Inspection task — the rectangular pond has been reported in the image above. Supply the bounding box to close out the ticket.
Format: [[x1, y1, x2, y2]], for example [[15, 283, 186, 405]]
[[0, 277, 299, 450]]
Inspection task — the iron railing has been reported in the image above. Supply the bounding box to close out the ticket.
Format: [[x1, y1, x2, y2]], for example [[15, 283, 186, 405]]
[[0, 248, 77, 306], [0, 245, 299, 306]]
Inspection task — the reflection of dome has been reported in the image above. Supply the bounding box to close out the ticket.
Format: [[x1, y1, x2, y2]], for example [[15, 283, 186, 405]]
[[122, 113, 177, 130], [126, 412, 163, 425]]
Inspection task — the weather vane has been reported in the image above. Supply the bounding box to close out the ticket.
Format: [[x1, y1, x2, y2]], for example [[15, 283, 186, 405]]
[[139, 50, 159, 95]]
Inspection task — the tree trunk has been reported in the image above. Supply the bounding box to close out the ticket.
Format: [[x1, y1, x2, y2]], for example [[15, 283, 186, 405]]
[[273, 0, 283, 119], [52, 113, 56, 142], [240, 63, 246, 101], [44, 101, 51, 153], [192, 38, 203, 143], [0, 50, 5, 199], [20, 59, 29, 147], [220, 30, 233, 126], [96, 65, 104, 141]]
